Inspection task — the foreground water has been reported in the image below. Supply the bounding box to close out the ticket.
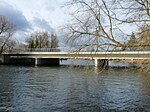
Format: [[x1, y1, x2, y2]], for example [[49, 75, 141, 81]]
[[0, 65, 150, 112]]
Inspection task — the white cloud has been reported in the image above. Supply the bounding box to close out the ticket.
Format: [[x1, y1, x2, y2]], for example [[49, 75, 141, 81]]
[[0, 1, 31, 31], [3, 0, 68, 28], [32, 17, 54, 32], [0, 0, 69, 45]]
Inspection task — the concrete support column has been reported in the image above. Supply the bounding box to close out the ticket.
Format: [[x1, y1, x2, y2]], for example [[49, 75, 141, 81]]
[[105, 60, 109, 69], [0, 54, 4, 64], [94, 59, 109, 69], [95, 59, 100, 67], [35, 58, 38, 66]]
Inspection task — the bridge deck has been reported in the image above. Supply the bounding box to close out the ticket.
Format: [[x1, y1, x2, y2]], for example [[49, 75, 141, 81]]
[[4, 51, 150, 60]]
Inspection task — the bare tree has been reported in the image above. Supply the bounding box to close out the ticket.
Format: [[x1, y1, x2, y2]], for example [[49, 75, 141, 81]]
[[112, 0, 150, 49], [63, 0, 150, 51], [63, 0, 150, 73], [126, 33, 138, 50], [137, 24, 150, 50], [27, 31, 58, 49], [0, 15, 15, 54], [50, 33, 58, 48], [5, 39, 17, 52], [138, 24, 150, 43], [27, 32, 49, 48], [64, 0, 123, 51], [113, 1, 150, 33], [113, 0, 150, 23]]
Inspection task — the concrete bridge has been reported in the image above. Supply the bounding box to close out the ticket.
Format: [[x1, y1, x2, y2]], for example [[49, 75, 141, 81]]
[[1, 50, 150, 68]]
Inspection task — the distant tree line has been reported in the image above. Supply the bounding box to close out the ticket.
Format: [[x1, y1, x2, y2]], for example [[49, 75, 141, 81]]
[[26, 31, 58, 49], [0, 15, 59, 54], [126, 24, 150, 51]]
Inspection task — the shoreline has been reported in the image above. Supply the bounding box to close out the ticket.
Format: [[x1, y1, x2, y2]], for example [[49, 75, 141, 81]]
[[0, 56, 149, 74], [114, 59, 150, 74]]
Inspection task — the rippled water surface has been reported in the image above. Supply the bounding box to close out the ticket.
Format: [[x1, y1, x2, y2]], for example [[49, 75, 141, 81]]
[[0, 65, 150, 112]]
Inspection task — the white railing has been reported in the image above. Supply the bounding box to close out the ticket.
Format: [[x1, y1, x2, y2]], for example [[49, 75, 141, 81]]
[[26, 48, 60, 52]]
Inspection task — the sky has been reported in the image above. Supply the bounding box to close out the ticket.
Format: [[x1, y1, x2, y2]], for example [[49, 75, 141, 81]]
[[0, 0, 68, 43], [0, 0, 139, 47]]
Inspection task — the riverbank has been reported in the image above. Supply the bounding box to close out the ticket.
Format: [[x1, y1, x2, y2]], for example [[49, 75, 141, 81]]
[[0, 56, 149, 74], [115, 59, 150, 74]]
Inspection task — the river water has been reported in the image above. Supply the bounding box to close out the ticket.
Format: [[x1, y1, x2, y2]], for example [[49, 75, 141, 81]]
[[0, 62, 150, 112]]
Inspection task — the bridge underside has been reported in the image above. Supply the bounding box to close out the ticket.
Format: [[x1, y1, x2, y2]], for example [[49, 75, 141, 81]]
[[2, 55, 109, 68], [3, 57, 60, 66], [35, 58, 59, 66]]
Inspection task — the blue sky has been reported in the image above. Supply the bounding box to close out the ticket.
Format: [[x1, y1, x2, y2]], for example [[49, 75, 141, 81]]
[[0, 0, 68, 42]]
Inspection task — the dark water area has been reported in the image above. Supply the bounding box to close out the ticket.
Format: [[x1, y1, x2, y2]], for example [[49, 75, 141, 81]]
[[0, 64, 150, 112]]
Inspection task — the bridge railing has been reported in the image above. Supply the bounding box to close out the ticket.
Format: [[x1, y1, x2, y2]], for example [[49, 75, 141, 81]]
[[26, 48, 60, 52], [6, 48, 61, 53], [4, 47, 150, 53]]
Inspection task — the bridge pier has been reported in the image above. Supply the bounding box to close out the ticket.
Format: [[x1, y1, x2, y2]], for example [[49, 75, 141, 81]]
[[94, 59, 109, 69], [35, 58, 38, 66]]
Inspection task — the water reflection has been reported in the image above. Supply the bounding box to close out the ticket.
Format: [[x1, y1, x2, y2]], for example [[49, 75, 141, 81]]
[[0, 65, 150, 112]]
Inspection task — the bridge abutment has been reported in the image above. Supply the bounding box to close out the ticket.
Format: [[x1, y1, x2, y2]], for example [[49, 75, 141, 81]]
[[94, 59, 109, 69], [3, 54, 11, 64]]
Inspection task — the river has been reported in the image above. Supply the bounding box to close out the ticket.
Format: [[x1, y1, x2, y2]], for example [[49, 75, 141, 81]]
[[0, 61, 150, 112]]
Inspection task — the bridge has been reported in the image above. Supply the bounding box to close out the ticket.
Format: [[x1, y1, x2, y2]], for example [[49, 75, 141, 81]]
[[1, 48, 150, 68]]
